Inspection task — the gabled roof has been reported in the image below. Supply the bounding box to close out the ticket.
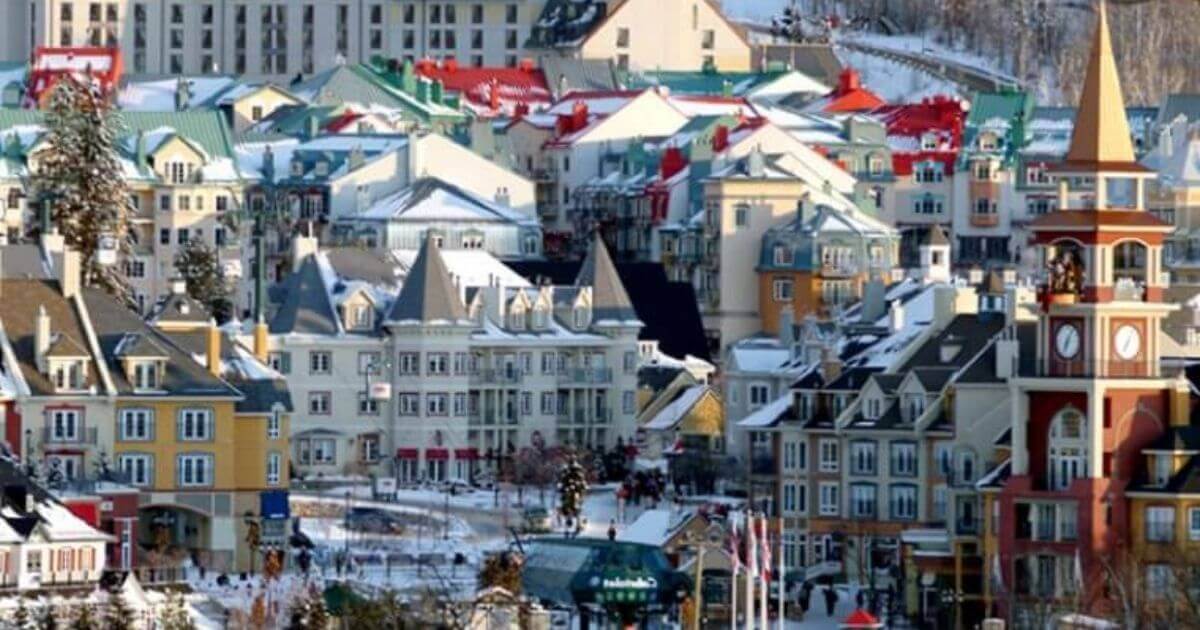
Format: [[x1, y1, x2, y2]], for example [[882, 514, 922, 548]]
[[150, 292, 213, 326], [268, 256, 341, 335], [82, 288, 241, 398], [414, 62, 552, 116], [0, 279, 99, 395], [353, 177, 536, 225], [385, 236, 468, 324], [575, 235, 637, 322], [113, 332, 169, 359], [45, 334, 88, 358]]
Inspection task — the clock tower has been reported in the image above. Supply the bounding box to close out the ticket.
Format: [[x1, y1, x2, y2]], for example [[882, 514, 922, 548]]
[[995, 0, 1189, 616]]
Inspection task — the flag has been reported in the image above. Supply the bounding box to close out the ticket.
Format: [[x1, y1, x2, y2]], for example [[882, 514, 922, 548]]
[[759, 516, 772, 583], [747, 513, 758, 578]]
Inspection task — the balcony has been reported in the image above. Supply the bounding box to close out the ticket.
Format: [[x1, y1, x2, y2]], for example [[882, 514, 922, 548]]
[[556, 409, 587, 425], [1017, 358, 1176, 379], [970, 212, 1000, 228], [41, 427, 98, 446], [556, 368, 613, 386], [750, 455, 776, 476], [820, 262, 858, 278], [471, 369, 524, 386]]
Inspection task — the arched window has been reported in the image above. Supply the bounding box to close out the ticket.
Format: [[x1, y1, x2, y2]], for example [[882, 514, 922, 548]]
[[1049, 408, 1087, 490]]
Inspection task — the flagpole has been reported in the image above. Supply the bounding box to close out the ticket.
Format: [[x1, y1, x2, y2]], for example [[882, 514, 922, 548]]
[[730, 560, 738, 630], [729, 514, 740, 630], [745, 511, 756, 630], [777, 516, 785, 630], [759, 516, 767, 630]]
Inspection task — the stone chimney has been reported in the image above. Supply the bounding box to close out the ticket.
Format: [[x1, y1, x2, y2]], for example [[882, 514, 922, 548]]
[[34, 305, 50, 373], [52, 248, 80, 300]]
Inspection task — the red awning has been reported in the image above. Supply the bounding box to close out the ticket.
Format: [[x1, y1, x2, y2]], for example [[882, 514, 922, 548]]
[[425, 448, 450, 460], [454, 448, 479, 460], [841, 609, 882, 629], [396, 448, 419, 459]]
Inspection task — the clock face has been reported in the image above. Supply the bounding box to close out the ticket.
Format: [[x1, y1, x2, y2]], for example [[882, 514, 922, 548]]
[[1055, 323, 1080, 359], [1114, 325, 1141, 360]]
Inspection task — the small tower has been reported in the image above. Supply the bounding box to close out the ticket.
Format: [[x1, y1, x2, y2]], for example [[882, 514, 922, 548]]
[[917, 226, 950, 284]]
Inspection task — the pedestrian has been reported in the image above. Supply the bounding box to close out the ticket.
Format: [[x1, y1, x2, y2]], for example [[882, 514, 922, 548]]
[[799, 583, 811, 614], [823, 586, 837, 616], [607, 519, 617, 541]]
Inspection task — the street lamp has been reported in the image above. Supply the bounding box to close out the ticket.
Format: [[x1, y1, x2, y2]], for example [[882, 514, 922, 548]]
[[343, 490, 352, 556]]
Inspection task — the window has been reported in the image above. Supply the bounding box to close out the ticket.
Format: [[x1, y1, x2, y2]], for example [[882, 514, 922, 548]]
[[850, 441, 876, 475], [132, 362, 159, 390], [398, 352, 419, 375], [935, 442, 953, 477], [701, 29, 715, 49], [309, 351, 331, 375], [178, 409, 213, 440], [358, 392, 379, 416], [118, 454, 153, 487], [267, 352, 291, 374], [398, 393, 419, 416], [933, 484, 948, 521], [506, 4, 518, 23], [890, 484, 917, 520], [266, 452, 281, 485], [48, 409, 80, 441], [1190, 508, 1200, 541], [308, 392, 331, 415], [119, 409, 153, 441], [427, 393, 449, 416], [819, 482, 839, 516], [616, 27, 630, 48], [310, 438, 335, 464], [772, 279, 794, 301], [734, 204, 749, 228], [850, 484, 876, 518], [1153, 455, 1172, 487], [1048, 408, 1086, 491], [748, 384, 770, 409], [783, 482, 799, 513], [819, 439, 839, 473], [177, 454, 213, 487], [267, 411, 281, 439], [1146, 506, 1175, 543], [891, 442, 917, 477], [624, 391, 635, 414], [427, 353, 449, 376]]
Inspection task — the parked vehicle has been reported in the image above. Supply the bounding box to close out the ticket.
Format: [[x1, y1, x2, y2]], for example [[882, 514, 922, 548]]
[[522, 507, 552, 533]]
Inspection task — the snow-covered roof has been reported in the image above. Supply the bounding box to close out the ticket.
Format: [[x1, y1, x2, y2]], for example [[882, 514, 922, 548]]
[[643, 385, 709, 431], [617, 508, 695, 547], [729, 338, 791, 373], [356, 177, 537, 225], [738, 393, 792, 428], [118, 77, 236, 111], [391, 248, 532, 290]]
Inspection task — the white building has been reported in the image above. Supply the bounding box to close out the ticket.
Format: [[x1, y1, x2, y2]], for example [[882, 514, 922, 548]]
[[266, 235, 643, 481]]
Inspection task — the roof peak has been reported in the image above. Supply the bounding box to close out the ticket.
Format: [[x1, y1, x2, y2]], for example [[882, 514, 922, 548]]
[[1065, 0, 1137, 167], [386, 235, 468, 324], [575, 234, 637, 323]]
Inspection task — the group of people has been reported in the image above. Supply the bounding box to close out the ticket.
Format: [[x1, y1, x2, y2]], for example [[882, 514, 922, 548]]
[[616, 469, 668, 509]]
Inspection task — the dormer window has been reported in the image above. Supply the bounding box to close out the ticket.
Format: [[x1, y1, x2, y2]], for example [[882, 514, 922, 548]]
[[532, 308, 548, 329], [921, 134, 939, 151], [132, 361, 159, 390], [903, 393, 924, 422], [1153, 454, 1173, 487], [52, 360, 86, 391], [166, 161, 188, 184], [940, 338, 963, 362], [978, 133, 999, 151], [510, 308, 526, 330], [773, 246, 792, 266], [573, 306, 590, 329], [350, 304, 373, 330], [973, 160, 993, 181], [463, 233, 484, 250], [314, 160, 330, 176], [865, 397, 882, 420], [290, 160, 304, 177], [867, 155, 885, 175]]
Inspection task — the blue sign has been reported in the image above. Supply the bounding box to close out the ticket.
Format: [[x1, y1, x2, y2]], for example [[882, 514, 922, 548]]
[[260, 490, 290, 520]]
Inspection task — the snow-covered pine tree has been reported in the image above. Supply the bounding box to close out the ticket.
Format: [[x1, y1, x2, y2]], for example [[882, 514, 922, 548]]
[[69, 604, 97, 630], [286, 585, 329, 630], [38, 604, 58, 630], [104, 589, 135, 630], [14, 598, 33, 629], [174, 239, 232, 323], [557, 456, 588, 524], [159, 592, 196, 630], [34, 74, 134, 306]]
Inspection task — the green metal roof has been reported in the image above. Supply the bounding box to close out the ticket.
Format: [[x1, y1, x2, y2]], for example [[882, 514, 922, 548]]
[[620, 69, 789, 97], [0, 108, 238, 159], [290, 64, 466, 125]]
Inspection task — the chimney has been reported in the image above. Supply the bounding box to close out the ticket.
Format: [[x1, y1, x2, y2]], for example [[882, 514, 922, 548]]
[[820, 346, 843, 383], [995, 328, 1018, 379], [837, 68, 860, 95], [489, 78, 501, 111], [431, 80, 444, 105], [444, 57, 458, 73], [660, 147, 687, 180], [206, 319, 221, 377], [888, 300, 904, 333], [1171, 374, 1192, 427], [52, 248, 80, 299], [518, 58, 535, 73], [34, 305, 50, 372], [170, 277, 187, 296], [416, 78, 430, 103], [712, 125, 730, 153], [254, 315, 269, 363], [514, 103, 530, 119], [571, 101, 589, 131]]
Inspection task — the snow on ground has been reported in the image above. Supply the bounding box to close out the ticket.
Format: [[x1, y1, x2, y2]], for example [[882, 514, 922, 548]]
[[719, 0, 795, 23], [842, 32, 1016, 83], [836, 45, 965, 103]]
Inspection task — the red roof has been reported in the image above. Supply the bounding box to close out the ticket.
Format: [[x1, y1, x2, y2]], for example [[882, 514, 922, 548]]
[[872, 96, 967, 175], [841, 609, 882, 628], [892, 151, 959, 176], [818, 68, 885, 113], [415, 58, 551, 117], [323, 110, 364, 133]]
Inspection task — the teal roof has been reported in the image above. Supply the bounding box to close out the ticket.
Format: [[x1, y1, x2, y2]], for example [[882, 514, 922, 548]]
[[0, 108, 238, 159], [620, 69, 788, 97], [291, 64, 466, 125], [961, 90, 1033, 165]]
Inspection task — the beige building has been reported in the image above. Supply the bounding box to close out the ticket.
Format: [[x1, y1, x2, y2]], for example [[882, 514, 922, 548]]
[[1145, 118, 1200, 341], [570, 0, 751, 73], [3, 0, 550, 79]]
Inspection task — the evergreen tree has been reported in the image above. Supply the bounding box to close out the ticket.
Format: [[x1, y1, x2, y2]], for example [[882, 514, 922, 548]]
[[104, 590, 135, 630], [477, 552, 524, 594], [286, 585, 329, 630], [33, 74, 134, 306], [174, 239, 232, 323], [13, 599, 32, 629], [557, 456, 588, 527], [159, 592, 196, 630], [69, 605, 97, 630], [37, 605, 58, 630]]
